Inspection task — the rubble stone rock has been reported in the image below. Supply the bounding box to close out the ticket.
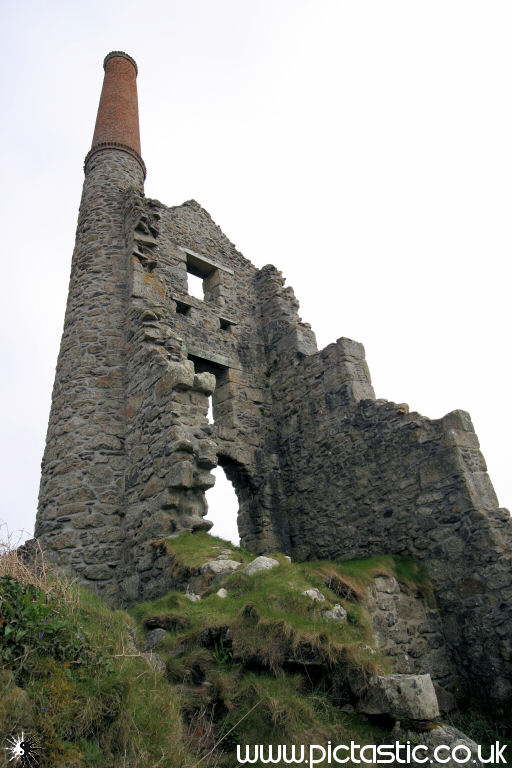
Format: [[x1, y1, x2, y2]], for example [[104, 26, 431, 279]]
[[323, 604, 347, 622], [200, 559, 241, 575], [303, 588, 326, 602], [243, 556, 280, 576], [358, 673, 440, 721], [193, 372, 216, 395], [143, 628, 168, 651], [366, 574, 457, 691]]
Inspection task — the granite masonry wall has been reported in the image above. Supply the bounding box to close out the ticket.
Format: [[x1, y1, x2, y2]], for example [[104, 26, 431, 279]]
[[36, 144, 512, 706], [36, 150, 144, 602], [254, 266, 512, 704], [366, 574, 457, 704]]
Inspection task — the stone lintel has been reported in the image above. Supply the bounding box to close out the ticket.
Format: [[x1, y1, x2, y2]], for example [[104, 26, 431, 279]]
[[179, 246, 234, 276], [187, 346, 240, 371]]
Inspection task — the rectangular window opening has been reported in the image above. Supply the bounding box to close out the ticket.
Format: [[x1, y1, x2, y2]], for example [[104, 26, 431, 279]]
[[219, 317, 234, 332], [187, 272, 204, 300], [188, 354, 229, 426], [183, 249, 228, 304]]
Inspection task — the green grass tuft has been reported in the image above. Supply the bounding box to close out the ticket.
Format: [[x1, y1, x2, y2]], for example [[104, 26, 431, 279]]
[[161, 531, 252, 568]]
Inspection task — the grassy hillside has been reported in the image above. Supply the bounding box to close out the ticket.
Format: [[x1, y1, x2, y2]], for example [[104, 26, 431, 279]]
[[0, 563, 187, 767], [0, 531, 496, 767]]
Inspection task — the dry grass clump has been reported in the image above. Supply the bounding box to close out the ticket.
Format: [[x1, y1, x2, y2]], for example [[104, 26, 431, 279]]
[[0, 525, 77, 609], [0, 525, 192, 767], [317, 566, 366, 602]]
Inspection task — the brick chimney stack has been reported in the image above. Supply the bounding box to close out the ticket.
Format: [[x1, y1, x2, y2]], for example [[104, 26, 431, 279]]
[[85, 51, 145, 177]]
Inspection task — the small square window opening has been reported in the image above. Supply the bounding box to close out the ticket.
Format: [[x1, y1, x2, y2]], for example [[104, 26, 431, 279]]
[[176, 301, 191, 316], [219, 318, 233, 332]]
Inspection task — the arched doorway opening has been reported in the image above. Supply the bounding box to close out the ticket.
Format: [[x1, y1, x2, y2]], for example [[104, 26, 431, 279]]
[[204, 465, 240, 545]]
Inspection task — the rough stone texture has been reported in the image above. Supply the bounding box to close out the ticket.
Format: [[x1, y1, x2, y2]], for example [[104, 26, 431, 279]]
[[303, 588, 326, 602], [367, 575, 456, 692], [357, 673, 440, 721], [36, 150, 144, 604], [200, 559, 241, 575], [143, 627, 168, 651], [243, 556, 280, 575], [35, 54, 512, 710], [323, 604, 347, 622]]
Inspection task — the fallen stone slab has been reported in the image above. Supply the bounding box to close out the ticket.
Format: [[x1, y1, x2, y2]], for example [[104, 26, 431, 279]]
[[357, 673, 440, 721], [243, 556, 280, 576], [200, 559, 241, 575]]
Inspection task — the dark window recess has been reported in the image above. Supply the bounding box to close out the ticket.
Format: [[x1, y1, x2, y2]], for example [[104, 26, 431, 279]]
[[188, 354, 229, 426], [219, 317, 234, 332], [176, 301, 191, 316], [188, 354, 227, 380]]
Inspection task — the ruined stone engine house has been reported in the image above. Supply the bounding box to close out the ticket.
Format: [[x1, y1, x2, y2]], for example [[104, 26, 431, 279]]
[[36, 52, 512, 706]]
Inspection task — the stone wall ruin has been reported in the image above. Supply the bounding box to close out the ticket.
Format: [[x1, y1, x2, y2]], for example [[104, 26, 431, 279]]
[[35, 53, 512, 709]]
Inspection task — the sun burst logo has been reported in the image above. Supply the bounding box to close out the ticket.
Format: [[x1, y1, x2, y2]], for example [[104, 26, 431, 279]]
[[4, 733, 41, 766]]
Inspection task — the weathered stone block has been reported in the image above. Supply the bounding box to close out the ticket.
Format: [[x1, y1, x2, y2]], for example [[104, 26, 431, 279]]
[[155, 361, 195, 398], [302, 588, 326, 602], [193, 372, 216, 395], [82, 563, 115, 581], [358, 674, 440, 721], [243, 556, 280, 576], [141, 475, 165, 499], [194, 471, 216, 490], [167, 462, 194, 488], [200, 559, 241, 575]]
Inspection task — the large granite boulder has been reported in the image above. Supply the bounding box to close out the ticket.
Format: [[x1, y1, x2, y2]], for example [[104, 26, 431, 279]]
[[358, 673, 440, 721], [200, 559, 241, 575], [243, 556, 280, 576]]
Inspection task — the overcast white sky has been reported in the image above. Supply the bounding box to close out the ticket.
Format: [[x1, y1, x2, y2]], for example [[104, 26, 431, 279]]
[[1, 0, 511, 546]]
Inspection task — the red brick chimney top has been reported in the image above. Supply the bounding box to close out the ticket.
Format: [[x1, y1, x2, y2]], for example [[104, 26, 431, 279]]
[[85, 51, 145, 177], [103, 51, 138, 74]]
